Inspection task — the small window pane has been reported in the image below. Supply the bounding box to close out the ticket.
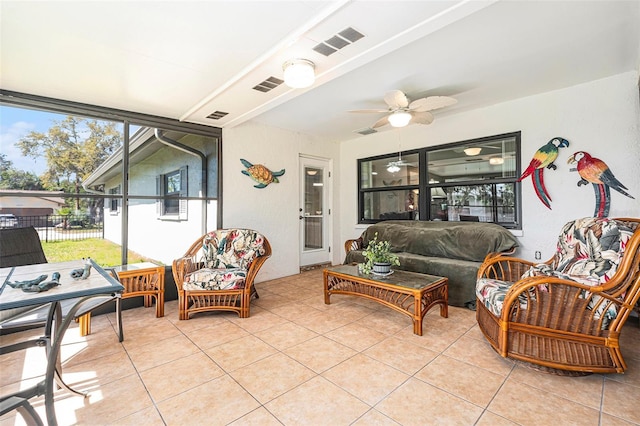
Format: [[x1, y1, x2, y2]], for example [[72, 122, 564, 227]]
[[427, 138, 516, 183], [429, 183, 515, 223], [361, 153, 419, 189], [362, 189, 419, 221]]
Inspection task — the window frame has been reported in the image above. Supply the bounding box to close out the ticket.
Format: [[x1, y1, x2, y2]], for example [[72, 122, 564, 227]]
[[357, 131, 522, 229], [156, 166, 188, 220], [109, 185, 121, 214]]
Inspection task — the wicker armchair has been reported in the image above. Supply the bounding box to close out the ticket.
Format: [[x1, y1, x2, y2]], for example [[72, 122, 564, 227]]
[[476, 217, 640, 374], [172, 229, 271, 320]]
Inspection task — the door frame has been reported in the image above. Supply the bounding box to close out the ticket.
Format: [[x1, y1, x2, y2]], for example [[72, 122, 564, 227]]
[[299, 154, 332, 268]]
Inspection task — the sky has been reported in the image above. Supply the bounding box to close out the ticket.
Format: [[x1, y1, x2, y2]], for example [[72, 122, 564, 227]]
[[0, 105, 64, 175]]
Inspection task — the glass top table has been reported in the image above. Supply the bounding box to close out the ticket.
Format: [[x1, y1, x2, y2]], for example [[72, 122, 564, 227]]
[[324, 264, 448, 336]]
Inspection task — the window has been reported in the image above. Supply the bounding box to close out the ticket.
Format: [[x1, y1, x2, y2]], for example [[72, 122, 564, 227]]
[[157, 166, 187, 219], [109, 185, 121, 214], [358, 132, 521, 228], [358, 152, 420, 221]]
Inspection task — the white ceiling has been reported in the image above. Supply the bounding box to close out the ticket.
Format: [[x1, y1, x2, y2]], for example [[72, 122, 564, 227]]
[[1, 1, 638, 142]]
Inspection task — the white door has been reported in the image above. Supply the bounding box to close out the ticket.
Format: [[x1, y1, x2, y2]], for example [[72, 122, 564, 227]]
[[299, 155, 331, 267]]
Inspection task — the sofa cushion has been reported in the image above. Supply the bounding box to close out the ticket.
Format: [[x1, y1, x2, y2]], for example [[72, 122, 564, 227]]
[[202, 229, 266, 269], [183, 268, 247, 291], [360, 221, 517, 262]]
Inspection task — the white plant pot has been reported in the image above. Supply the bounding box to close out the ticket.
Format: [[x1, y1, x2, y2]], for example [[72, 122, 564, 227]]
[[372, 262, 392, 274]]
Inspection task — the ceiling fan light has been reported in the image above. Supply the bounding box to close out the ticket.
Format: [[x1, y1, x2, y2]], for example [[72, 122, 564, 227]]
[[387, 165, 401, 173], [489, 157, 504, 165], [388, 111, 411, 127], [463, 147, 482, 156], [283, 59, 315, 88]]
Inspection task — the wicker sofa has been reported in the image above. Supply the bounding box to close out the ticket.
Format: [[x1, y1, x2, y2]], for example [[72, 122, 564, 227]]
[[476, 217, 640, 374], [344, 220, 519, 307]]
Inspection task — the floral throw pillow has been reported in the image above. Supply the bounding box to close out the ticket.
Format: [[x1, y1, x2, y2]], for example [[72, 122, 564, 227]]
[[202, 229, 266, 270]]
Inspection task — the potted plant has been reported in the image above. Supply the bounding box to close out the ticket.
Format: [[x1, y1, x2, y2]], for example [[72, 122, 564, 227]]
[[361, 232, 400, 274]]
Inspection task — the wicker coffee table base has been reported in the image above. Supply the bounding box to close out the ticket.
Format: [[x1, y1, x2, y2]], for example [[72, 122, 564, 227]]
[[324, 268, 448, 335]]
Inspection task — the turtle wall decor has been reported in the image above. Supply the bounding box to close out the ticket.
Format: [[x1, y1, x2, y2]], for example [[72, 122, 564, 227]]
[[240, 158, 285, 189]]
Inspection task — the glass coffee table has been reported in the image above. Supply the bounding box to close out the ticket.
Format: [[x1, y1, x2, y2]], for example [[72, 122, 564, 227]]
[[324, 264, 448, 335]]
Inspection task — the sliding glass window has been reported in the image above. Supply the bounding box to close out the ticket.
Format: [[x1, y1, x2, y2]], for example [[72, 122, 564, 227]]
[[0, 91, 222, 266]]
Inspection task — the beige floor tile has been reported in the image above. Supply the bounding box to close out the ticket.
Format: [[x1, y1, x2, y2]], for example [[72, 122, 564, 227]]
[[203, 334, 277, 372], [323, 354, 410, 406], [120, 319, 182, 350], [415, 354, 506, 407], [266, 301, 319, 321], [508, 364, 605, 409], [375, 377, 484, 426], [464, 324, 488, 341], [227, 407, 282, 426], [444, 335, 515, 376], [600, 412, 640, 425], [364, 336, 439, 375], [180, 320, 250, 349], [265, 375, 370, 425], [56, 373, 153, 425], [489, 378, 600, 425], [229, 352, 316, 404], [60, 350, 137, 390], [606, 355, 640, 387], [351, 409, 402, 425], [325, 322, 388, 352], [284, 335, 357, 373], [157, 374, 260, 426], [293, 309, 357, 334], [60, 331, 124, 367], [140, 351, 225, 402], [125, 333, 200, 372], [357, 309, 411, 335], [226, 307, 289, 333], [253, 321, 318, 350], [620, 323, 640, 361], [602, 379, 640, 424], [109, 406, 165, 425], [476, 410, 519, 425], [393, 314, 472, 351]]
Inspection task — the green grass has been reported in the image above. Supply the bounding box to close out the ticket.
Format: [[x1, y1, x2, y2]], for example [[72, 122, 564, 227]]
[[42, 238, 151, 267]]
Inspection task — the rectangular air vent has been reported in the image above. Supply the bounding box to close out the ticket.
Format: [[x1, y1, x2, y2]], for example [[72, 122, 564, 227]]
[[207, 111, 229, 120], [313, 26, 365, 57], [355, 127, 377, 136], [253, 76, 284, 93]]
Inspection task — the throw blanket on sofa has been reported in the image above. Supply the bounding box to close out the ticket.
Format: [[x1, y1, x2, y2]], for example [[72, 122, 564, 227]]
[[345, 220, 518, 307]]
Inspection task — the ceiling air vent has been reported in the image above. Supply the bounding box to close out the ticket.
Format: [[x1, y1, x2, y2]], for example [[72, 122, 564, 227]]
[[207, 111, 229, 120], [355, 127, 377, 136], [253, 76, 284, 93], [313, 26, 365, 57]]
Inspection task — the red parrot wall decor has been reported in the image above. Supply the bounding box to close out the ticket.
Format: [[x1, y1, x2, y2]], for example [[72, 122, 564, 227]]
[[517, 137, 570, 209], [566, 151, 635, 218]]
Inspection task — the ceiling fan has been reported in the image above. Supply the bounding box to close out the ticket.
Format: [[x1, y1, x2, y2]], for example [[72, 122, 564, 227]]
[[386, 152, 416, 173], [350, 90, 457, 129]]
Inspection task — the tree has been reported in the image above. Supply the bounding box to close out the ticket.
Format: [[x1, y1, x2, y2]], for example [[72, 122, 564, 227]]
[[17, 116, 122, 212], [0, 153, 44, 190]]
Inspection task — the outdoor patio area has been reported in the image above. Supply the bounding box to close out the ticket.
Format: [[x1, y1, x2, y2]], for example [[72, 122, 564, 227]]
[[1, 268, 639, 425]]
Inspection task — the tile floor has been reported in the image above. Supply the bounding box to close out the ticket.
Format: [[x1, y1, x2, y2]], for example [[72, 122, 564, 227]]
[[1, 269, 639, 426]]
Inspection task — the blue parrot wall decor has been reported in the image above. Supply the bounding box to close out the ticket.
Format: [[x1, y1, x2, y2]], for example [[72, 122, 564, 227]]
[[517, 137, 570, 209], [566, 151, 635, 218]]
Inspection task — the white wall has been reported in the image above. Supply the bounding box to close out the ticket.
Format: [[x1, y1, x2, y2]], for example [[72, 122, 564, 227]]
[[339, 71, 640, 261], [222, 122, 340, 281]]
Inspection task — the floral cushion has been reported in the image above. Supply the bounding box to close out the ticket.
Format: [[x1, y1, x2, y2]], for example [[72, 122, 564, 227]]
[[183, 268, 247, 291], [202, 229, 266, 270], [476, 218, 634, 327]]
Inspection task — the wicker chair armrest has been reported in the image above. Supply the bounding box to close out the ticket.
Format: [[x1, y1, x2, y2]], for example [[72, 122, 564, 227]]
[[344, 238, 363, 254], [501, 276, 623, 332], [172, 255, 201, 289], [477, 255, 536, 282]]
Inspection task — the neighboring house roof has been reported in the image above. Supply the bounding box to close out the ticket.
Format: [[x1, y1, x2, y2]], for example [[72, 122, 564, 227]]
[[83, 127, 160, 189], [0, 190, 65, 209]]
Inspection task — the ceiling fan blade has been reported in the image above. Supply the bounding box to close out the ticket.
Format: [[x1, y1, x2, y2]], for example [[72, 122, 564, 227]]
[[411, 111, 434, 125], [384, 90, 409, 109], [348, 109, 390, 113], [372, 115, 389, 128], [412, 96, 457, 112]]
